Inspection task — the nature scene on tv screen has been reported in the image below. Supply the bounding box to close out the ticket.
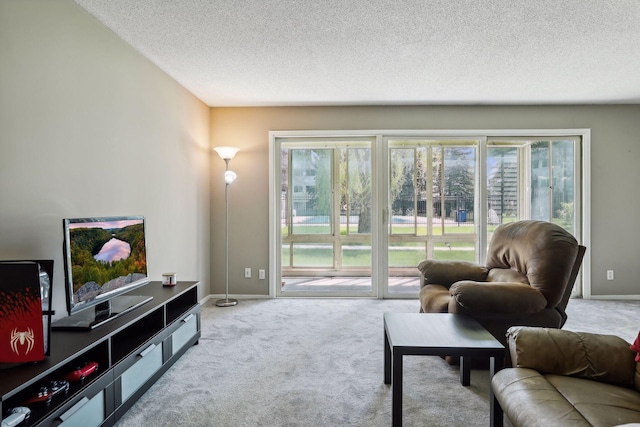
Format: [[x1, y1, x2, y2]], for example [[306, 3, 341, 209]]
[[69, 219, 147, 302]]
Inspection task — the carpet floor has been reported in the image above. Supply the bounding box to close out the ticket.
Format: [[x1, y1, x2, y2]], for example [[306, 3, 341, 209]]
[[114, 297, 639, 427]]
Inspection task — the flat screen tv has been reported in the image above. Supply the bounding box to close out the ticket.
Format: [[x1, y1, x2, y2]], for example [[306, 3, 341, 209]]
[[52, 216, 152, 330]]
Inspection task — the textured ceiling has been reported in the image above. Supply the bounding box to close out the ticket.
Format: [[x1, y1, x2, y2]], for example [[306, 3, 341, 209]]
[[74, 0, 640, 107]]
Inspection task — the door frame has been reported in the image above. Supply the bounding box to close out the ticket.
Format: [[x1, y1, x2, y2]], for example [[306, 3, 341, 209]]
[[269, 129, 591, 299]]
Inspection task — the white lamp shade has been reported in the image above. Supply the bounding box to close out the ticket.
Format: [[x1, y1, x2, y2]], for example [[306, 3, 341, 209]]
[[214, 146, 240, 160]]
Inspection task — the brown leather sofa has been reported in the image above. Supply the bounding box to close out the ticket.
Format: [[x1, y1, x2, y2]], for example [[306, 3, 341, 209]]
[[491, 326, 640, 427], [418, 220, 586, 356]]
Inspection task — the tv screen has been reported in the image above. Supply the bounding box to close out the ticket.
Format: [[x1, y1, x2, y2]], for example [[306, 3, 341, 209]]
[[62, 216, 149, 316]]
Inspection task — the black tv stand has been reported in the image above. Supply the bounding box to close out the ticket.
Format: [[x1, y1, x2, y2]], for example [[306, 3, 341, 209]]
[[52, 294, 153, 330], [1, 281, 200, 427]]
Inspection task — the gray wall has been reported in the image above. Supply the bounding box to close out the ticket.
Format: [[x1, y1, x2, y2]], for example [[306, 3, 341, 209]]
[[2, 1, 638, 312], [0, 0, 211, 320], [210, 106, 640, 298]]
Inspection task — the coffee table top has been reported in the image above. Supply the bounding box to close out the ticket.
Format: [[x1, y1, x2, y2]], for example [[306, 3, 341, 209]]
[[384, 313, 504, 352]]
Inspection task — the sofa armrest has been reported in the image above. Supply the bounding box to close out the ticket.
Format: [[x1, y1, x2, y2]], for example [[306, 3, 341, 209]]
[[417, 260, 488, 288], [507, 326, 637, 388], [449, 281, 547, 314]]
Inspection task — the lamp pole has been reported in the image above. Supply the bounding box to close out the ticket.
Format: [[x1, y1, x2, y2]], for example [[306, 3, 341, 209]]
[[214, 147, 239, 307]]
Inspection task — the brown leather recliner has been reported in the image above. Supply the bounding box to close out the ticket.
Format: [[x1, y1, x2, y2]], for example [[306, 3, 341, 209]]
[[491, 326, 640, 426], [418, 220, 586, 355]]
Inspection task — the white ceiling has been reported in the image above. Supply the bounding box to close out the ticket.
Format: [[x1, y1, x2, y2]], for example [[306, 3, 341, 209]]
[[75, 0, 640, 107]]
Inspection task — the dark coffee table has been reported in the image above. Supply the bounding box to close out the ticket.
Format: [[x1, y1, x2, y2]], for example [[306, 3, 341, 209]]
[[384, 313, 505, 427]]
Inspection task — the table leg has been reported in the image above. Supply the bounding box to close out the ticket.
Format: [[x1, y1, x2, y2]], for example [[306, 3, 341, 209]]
[[490, 356, 504, 427], [459, 356, 471, 386], [392, 351, 403, 427], [384, 329, 391, 384]]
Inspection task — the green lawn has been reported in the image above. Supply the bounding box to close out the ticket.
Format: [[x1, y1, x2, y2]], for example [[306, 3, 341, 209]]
[[283, 220, 478, 267], [286, 223, 478, 236], [282, 217, 571, 268], [282, 245, 475, 267]]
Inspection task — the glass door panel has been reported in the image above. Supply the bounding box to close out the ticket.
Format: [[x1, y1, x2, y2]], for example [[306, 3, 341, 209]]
[[279, 142, 374, 296], [388, 146, 421, 294], [551, 141, 575, 233], [290, 149, 332, 234], [339, 147, 372, 269], [389, 148, 416, 234], [387, 141, 478, 296], [440, 147, 476, 234], [487, 145, 520, 229], [487, 138, 578, 248], [531, 142, 551, 221], [531, 140, 576, 235]]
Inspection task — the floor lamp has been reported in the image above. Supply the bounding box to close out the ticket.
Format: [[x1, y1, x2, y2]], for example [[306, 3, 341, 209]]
[[214, 146, 239, 307]]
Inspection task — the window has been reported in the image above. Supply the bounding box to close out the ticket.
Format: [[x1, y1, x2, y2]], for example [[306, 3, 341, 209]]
[[270, 130, 589, 298]]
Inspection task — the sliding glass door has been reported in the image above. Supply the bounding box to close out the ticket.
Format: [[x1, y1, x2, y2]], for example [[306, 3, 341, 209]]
[[271, 132, 585, 298], [278, 139, 375, 296]]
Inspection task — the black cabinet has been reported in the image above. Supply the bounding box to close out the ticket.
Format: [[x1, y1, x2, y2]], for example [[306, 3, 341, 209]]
[[0, 281, 201, 427]]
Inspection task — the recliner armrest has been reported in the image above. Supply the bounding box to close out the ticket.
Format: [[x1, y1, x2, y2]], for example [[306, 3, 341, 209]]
[[507, 326, 637, 388], [417, 260, 488, 288], [449, 281, 547, 314]]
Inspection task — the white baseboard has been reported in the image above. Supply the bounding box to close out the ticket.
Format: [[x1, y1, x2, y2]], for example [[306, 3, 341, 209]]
[[199, 294, 640, 305], [585, 294, 640, 300], [200, 294, 271, 305]]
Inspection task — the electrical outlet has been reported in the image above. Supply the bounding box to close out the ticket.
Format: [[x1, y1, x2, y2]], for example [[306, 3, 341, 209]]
[[244, 267, 251, 279], [259, 269, 265, 280], [606, 270, 614, 281]]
